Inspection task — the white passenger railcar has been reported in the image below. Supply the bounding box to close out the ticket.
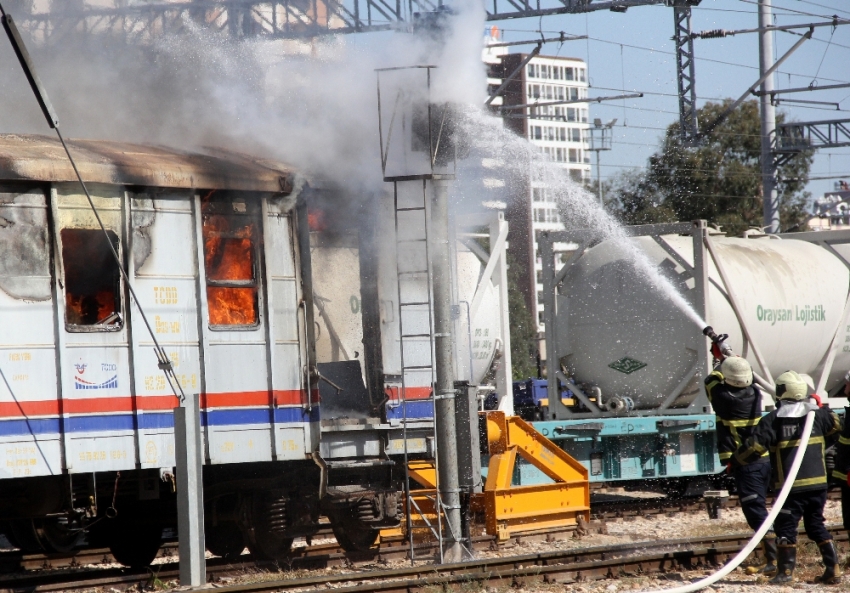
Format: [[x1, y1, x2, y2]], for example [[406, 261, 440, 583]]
[[0, 134, 417, 566]]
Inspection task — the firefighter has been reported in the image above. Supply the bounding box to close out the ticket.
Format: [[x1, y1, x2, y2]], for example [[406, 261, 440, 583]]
[[733, 370, 842, 584], [831, 372, 850, 535], [704, 355, 775, 575]]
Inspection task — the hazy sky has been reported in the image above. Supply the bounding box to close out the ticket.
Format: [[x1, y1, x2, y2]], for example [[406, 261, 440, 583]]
[[486, 0, 850, 206]]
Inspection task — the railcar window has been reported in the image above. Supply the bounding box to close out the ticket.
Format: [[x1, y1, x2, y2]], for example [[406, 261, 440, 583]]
[[61, 228, 122, 329], [202, 196, 260, 328]]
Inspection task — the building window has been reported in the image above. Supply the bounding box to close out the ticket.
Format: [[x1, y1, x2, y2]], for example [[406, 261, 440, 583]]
[[569, 169, 582, 182], [527, 64, 536, 78], [532, 187, 545, 202], [531, 125, 542, 140], [579, 68, 586, 82], [581, 108, 588, 123], [565, 67, 574, 81], [538, 311, 545, 324], [569, 148, 579, 163], [567, 108, 577, 122], [202, 195, 261, 328], [61, 228, 122, 330]]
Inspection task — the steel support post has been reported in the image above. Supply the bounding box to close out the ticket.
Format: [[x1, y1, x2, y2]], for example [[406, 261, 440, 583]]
[[175, 393, 206, 587], [541, 232, 563, 418], [691, 220, 712, 379], [490, 213, 513, 414], [759, 0, 780, 233], [430, 178, 462, 562]]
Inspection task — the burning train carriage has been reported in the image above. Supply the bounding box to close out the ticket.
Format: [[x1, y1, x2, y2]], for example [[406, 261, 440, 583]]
[[0, 134, 414, 566]]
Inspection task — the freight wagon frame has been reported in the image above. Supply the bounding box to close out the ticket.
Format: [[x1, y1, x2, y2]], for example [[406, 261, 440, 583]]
[[528, 219, 850, 492]]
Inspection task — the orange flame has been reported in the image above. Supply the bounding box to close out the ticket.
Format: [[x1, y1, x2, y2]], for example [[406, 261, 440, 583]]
[[202, 204, 258, 326], [308, 209, 326, 231], [66, 291, 116, 325]]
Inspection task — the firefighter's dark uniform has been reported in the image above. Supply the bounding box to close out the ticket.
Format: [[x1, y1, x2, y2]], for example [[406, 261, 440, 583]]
[[734, 398, 841, 582], [831, 406, 850, 531], [704, 370, 770, 531]]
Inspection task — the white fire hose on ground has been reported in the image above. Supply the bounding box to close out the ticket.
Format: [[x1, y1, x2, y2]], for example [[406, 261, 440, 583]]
[[643, 408, 817, 593]]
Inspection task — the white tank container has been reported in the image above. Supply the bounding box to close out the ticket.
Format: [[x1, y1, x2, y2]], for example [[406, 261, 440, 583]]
[[557, 234, 850, 410], [312, 242, 500, 386]]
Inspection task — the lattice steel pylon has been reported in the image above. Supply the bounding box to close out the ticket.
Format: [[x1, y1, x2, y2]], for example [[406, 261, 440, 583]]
[[671, 0, 701, 145]]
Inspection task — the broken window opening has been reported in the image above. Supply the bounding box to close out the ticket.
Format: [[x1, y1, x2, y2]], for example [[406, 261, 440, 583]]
[[61, 228, 122, 331], [202, 194, 260, 328]]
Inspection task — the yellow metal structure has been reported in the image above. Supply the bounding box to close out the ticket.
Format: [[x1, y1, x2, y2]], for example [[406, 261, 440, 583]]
[[478, 411, 589, 541], [384, 412, 590, 543]]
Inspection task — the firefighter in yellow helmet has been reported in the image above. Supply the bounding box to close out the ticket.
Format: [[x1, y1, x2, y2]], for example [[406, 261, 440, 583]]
[[733, 370, 842, 584], [704, 355, 775, 574]]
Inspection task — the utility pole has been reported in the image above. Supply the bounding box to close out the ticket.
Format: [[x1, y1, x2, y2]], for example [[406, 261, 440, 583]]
[[759, 0, 780, 233], [588, 118, 616, 206], [431, 178, 463, 563]]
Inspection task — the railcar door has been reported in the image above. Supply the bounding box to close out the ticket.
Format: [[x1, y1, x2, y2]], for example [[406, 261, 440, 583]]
[[51, 184, 136, 474], [263, 197, 316, 459], [195, 192, 275, 464], [128, 191, 200, 470], [0, 186, 63, 479]]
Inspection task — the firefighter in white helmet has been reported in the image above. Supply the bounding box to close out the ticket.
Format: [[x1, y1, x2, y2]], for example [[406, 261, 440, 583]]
[[704, 355, 775, 574], [733, 370, 842, 584]]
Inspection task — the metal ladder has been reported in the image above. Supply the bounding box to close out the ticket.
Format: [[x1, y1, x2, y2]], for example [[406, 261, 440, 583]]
[[392, 178, 445, 563]]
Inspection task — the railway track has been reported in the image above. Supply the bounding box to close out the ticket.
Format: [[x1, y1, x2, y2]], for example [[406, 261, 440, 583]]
[[1, 490, 843, 592], [5, 528, 848, 593]]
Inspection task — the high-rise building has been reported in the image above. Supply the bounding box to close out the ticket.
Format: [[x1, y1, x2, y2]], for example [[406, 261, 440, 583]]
[[493, 48, 591, 342]]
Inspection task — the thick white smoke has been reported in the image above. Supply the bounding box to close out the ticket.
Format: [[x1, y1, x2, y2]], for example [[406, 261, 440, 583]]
[[0, 1, 487, 196]]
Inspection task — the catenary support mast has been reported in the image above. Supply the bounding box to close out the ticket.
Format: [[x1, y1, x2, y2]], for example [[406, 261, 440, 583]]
[[759, 0, 779, 233]]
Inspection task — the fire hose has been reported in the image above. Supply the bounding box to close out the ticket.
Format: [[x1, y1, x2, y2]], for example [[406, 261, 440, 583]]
[[643, 409, 815, 593], [645, 326, 817, 592]]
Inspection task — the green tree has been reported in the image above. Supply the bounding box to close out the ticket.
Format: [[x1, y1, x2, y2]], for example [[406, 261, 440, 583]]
[[608, 100, 812, 234]]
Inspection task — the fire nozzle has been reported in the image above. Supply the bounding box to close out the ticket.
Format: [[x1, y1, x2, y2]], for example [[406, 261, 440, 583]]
[[703, 326, 735, 358]]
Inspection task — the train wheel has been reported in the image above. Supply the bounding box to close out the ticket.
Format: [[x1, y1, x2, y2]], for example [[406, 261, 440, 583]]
[[6, 519, 44, 552], [106, 511, 164, 568], [328, 512, 379, 552], [36, 517, 85, 553], [206, 522, 245, 561]]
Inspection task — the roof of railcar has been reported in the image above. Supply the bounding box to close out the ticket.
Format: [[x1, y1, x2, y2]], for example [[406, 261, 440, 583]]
[[0, 134, 296, 193]]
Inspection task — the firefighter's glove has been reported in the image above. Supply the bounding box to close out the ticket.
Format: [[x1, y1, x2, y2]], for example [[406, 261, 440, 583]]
[[711, 342, 724, 361]]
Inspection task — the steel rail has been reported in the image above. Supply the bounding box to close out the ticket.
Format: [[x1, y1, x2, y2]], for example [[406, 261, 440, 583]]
[[10, 528, 849, 593]]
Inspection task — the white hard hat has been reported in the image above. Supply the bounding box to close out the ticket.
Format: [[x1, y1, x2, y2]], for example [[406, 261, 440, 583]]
[[720, 357, 753, 389]]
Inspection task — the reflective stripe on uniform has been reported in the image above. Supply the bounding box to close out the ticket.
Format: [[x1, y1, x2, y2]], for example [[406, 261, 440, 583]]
[[740, 494, 758, 503], [719, 451, 732, 460], [721, 418, 761, 428], [832, 470, 848, 482], [777, 435, 825, 449], [839, 436, 850, 446], [791, 475, 827, 487]]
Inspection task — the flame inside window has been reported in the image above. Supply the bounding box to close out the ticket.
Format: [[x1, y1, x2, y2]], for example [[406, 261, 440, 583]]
[[202, 197, 259, 327], [61, 228, 121, 328]]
